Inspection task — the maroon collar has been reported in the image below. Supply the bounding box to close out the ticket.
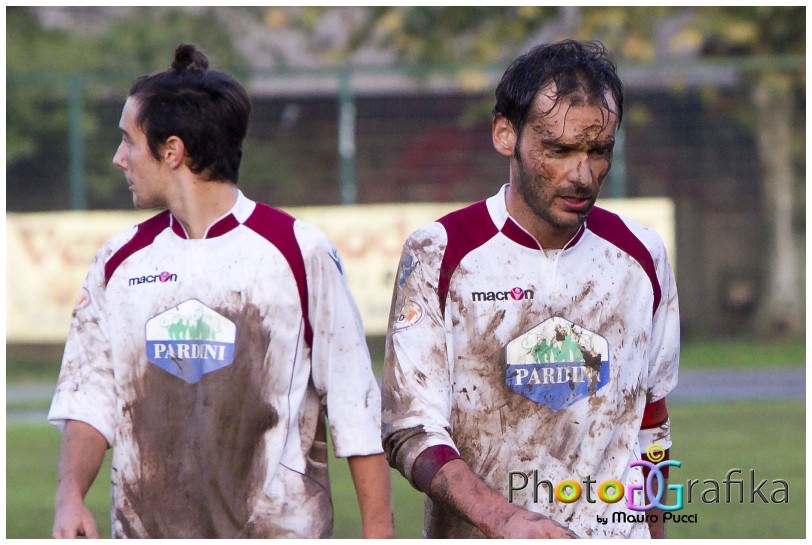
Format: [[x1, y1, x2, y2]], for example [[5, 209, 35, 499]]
[[170, 213, 241, 239], [500, 217, 586, 251]]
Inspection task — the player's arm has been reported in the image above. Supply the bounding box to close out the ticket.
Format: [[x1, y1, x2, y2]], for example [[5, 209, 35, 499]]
[[639, 231, 681, 539], [53, 420, 108, 539], [648, 508, 665, 538], [299, 224, 394, 538], [643, 462, 666, 539], [422, 458, 577, 538], [347, 454, 395, 538], [49, 245, 119, 539], [640, 403, 671, 539]]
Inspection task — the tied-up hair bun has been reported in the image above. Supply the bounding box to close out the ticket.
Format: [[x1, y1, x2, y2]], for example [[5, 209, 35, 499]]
[[171, 43, 209, 74]]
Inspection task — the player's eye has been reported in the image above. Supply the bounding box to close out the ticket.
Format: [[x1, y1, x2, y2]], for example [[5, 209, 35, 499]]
[[590, 146, 613, 157]]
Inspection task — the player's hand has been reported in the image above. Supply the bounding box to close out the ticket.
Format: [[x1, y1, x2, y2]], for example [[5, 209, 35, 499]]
[[491, 505, 579, 539], [53, 496, 99, 539]]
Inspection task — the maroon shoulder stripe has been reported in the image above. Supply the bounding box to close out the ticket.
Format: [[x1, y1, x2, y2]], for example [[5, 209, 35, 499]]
[[437, 200, 499, 317], [104, 210, 171, 286], [585, 207, 662, 314], [244, 203, 314, 348]]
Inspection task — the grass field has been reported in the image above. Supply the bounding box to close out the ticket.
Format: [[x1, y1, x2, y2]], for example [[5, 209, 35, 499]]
[[6, 399, 804, 539], [6, 334, 806, 385], [6, 335, 805, 538]]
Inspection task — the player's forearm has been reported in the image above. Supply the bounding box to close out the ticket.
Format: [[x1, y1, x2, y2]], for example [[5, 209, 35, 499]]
[[347, 453, 395, 538], [424, 458, 577, 539], [55, 420, 108, 504], [425, 458, 514, 537], [648, 507, 665, 538]]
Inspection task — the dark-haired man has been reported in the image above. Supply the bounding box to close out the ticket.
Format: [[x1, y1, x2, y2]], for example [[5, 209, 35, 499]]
[[382, 39, 680, 538], [49, 44, 393, 539]]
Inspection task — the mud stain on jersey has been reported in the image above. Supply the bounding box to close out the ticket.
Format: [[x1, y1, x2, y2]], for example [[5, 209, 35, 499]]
[[122, 303, 277, 538]]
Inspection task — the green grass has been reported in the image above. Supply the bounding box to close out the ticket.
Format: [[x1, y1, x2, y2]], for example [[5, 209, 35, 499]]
[[6, 336, 804, 538], [679, 335, 805, 369], [667, 400, 805, 539], [6, 400, 52, 412], [7, 400, 804, 539], [6, 424, 113, 539], [7, 335, 805, 385], [4, 423, 421, 539]]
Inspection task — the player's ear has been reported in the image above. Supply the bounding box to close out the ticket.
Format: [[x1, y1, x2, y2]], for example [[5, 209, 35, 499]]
[[492, 116, 517, 157], [161, 136, 185, 169]]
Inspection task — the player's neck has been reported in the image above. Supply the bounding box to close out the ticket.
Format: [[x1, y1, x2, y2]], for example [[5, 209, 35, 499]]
[[504, 185, 579, 250], [167, 176, 239, 239]]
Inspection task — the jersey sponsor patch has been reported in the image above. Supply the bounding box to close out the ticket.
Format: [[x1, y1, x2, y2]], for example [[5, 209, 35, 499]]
[[392, 298, 425, 332], [145, 299, 237, 384], [397, 254, 420, 287], [505, 316, 609, 411]]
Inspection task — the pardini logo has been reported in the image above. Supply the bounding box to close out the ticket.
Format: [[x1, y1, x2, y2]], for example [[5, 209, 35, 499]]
[[129, 271, 178, 286], [472, 287, 534, 302]]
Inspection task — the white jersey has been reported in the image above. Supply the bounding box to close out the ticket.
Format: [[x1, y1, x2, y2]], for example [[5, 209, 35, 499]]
[[48, 190, 383, 538], [382, 185, 680, 538]]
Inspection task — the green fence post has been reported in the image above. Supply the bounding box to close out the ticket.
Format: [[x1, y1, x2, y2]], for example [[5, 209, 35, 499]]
[[608, 122, 627, 198], [337, 68, 357, 205], [68, 74, 87, 210]]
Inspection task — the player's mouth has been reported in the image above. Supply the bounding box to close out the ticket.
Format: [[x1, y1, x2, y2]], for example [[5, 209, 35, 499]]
[[559, 195, 594, 212]]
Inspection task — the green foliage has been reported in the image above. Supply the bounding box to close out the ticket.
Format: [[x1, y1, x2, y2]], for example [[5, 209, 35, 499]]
[[7, 6, 249, 209], [90, 8, 248, 81], [293, 6, 558, 66], [323, 6, 805, 64], [6, 8, 85, 164]]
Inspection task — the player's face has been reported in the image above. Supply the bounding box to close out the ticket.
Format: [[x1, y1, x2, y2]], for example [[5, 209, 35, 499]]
[[499, 86, 618, 248], [112, 97, 169, 209]]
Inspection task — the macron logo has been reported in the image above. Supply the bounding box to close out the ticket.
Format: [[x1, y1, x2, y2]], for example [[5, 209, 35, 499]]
[[472, 287, 534, 302], [129, 271, 178, 286]]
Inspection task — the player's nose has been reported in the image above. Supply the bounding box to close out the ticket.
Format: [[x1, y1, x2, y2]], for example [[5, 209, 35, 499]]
[[112, 143, 127, 171]]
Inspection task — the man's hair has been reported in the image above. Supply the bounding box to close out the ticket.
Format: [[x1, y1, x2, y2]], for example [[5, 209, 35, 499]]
[[128, 43, 251, 183], [493, 39, 623, 138]]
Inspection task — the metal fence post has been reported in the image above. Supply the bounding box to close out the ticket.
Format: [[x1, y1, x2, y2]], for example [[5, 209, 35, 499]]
[[337, 68, 357, 204], [68, 74, 87, 210], [608, 122, 627, 198]]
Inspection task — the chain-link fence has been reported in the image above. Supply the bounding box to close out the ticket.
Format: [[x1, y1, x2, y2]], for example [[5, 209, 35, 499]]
[[6, 59, 805, 337]]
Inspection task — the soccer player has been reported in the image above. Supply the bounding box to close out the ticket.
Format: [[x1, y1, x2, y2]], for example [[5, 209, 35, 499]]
[[382, 39, 680, 538], [48, 44, 394, 539]]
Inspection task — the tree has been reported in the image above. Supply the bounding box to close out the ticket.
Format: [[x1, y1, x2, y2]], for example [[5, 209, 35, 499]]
[[687, 6, 804, 337]]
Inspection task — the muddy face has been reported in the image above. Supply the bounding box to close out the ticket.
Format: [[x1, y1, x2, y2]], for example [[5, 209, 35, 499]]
[[120, 303, 276, 538]]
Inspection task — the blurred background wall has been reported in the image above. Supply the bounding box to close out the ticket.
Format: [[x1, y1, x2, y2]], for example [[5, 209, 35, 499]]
[[6, 6, 806, 342]]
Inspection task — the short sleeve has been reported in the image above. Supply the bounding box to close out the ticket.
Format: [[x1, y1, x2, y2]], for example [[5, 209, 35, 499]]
[[381, 223, 459, 486], [299, 223, 383, 458], [48, 244, 118, 446]]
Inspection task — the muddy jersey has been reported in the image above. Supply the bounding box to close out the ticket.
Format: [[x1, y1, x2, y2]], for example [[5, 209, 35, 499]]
[[48, 190, 383, 538], [382, 185, 679, 538]]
